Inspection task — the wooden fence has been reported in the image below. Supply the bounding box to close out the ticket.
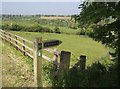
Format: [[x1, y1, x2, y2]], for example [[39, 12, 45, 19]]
[[0, 29, 56, 63], [0, 29, 86, 87]]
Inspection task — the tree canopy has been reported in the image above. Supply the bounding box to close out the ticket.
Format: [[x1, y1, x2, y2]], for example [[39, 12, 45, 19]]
[[77, 1, 120, 84], [77, 1, 120, 57]]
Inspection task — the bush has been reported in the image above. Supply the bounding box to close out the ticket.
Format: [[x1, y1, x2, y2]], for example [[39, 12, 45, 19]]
[[80, 29, 86, 35], [9, 24, 24, 31], [43, 27, 53, 33], [2, 24, 9, 30], [54, 26, 61, 34], [2, 23, 59, 34], [31, 23, 43, 32], [86, 26, 94, 36]]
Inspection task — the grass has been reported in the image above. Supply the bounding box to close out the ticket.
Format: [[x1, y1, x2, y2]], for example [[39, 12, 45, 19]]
[[10, 31, 108, 67], [2, 20, 79, 34], [41, 24, 79, 34], [1, 37, 117, 87], [2, 20, 35, 26], [1, 39, 34, 87], [1, 31, 117, 87], [1, 15, 118, 87]]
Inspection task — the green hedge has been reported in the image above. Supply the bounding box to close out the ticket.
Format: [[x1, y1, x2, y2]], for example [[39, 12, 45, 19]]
[[2, 23, 54, 33]]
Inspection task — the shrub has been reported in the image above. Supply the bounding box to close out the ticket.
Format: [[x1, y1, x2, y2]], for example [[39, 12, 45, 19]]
[[86, 26, 94, 36], [31, 23, 43, 32], [2, 23, 27, 31], [80, 29, 86, 35], [54, 26, 61, 34], [43, 27, 53, 33], [2, 24, 9, 30], [9, 24, 24, 31]]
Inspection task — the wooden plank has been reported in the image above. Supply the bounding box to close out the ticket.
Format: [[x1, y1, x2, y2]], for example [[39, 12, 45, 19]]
[[1, 30, 33, 45], [25, 51, 34, 59], [1, 33, 34, 52], [15, 35, 18, 50], [43, 39, 62, 48], [15, 39, 34, 52], [44, 48, 54, 54], [1, 34, 37, 59], [0, 35, 34, 59], [79, 55, 86, 71], [0, 29, 5, 32], [42, 54, 53, 62], [22, 39, 26, 55], [34, 37, 43, 87], [1, 33, 16, 42], [57, 51, 71, 85], [1, 31, 60, 65], [15, 35, 33, 45], [8, 33, 12, 45]]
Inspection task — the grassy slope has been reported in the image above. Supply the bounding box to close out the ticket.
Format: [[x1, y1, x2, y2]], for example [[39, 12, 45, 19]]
[[10, 31, 108, 67], [1, 38, 56, 87], [1, 36, 117, 87], [1, 39, 34, 87]]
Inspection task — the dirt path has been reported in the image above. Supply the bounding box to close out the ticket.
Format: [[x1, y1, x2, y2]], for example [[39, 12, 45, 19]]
[[1, 41, 34, 87]]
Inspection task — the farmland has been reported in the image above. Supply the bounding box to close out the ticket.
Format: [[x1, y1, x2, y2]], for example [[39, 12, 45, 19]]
[[10, 31, 108, 67], [1, 15, 117, 87]]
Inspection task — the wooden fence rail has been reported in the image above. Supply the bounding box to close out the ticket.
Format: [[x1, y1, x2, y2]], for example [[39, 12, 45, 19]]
[[0, 29, 86, 87], [0, 29, 57, 63]]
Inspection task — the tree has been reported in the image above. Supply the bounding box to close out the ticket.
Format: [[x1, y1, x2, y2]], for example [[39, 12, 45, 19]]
[[77, 1, 120, 85]]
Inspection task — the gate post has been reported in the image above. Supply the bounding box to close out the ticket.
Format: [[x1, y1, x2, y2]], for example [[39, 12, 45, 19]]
[[34, 37, 43, 87], [79, 55, 86, 71], [58, 51, 71, 86]]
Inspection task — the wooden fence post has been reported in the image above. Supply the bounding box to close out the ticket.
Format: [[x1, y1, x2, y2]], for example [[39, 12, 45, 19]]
[[53, 48, 59, 71], [79, 55, 86, 71], [4, 32, 6, 41], [58, 51, 71, 86], [15, 36, 18, 50], [22, 39, 25, 55], [9, 33, 12, 45], [34, 37, 43, 87]]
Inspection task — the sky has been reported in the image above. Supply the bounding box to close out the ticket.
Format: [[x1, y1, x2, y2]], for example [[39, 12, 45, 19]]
[[2, 2, 81, 15], [1, 0, 82, 2]]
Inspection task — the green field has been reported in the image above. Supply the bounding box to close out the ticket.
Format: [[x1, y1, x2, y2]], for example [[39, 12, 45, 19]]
[[2, 15, 117, 87], [2, 18, 79, 34], [10, 31, 108, 67]]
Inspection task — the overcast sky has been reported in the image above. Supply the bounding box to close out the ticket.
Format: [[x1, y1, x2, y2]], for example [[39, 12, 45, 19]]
[[2, 2, 81, 15]]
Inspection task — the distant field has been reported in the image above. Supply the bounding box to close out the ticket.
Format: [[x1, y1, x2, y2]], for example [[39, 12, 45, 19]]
[[10, 31, 108, 67], [40, 16, 71, 20], [41, 24, 80, 34], [2, 20, 79, 34], [2, 20, 35, 26]]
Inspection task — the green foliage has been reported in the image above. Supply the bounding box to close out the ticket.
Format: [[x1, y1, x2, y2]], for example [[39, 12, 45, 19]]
[[36, 19, 70, 27], [1, 23, 53, 33], [85, 25, 94, 36], [9, 24, 24, 31], [77, 1, 120, 85], [2, 24, 10, 30], [77, 1, 120, 66], [54, 26, 61, 34], [66, 58, 117, 87], [31, 23, 43, 32], [11, 31, 108, 67], [2, 15, 80, 35]]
